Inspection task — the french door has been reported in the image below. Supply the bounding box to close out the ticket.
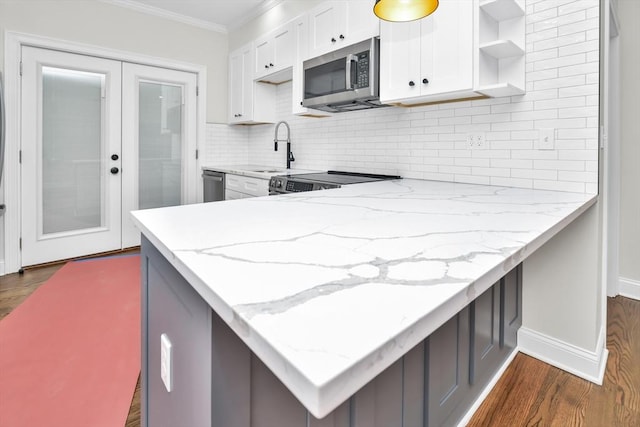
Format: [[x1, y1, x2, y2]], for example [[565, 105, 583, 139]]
[[20, 47, 197, 266]]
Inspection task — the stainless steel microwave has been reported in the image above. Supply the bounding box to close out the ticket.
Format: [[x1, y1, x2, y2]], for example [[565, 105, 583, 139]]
[[302, 38, 387, 113]]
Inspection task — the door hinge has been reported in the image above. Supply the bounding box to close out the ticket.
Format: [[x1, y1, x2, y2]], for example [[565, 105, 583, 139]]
[[196, 86, 199, 96], [19, 61, 23, 77], [19, 150, 22, 164], [19, 238, 22, 250], [195, 149, 199, 160]]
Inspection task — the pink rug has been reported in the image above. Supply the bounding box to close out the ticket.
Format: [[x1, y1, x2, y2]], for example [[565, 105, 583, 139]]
[[0, 255, 140, 427]]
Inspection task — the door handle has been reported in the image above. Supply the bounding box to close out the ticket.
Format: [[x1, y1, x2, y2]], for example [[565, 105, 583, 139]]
[[345, 54, 357, 90], [110, 167, 119, 174], [111, 154, 119, 161]]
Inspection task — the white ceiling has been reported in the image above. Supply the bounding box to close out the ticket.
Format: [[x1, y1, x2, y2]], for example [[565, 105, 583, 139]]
[[102, 0, 284, 33]]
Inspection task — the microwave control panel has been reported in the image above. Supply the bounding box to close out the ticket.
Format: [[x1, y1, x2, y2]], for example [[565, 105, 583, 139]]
[[355, 51, 369, 89]]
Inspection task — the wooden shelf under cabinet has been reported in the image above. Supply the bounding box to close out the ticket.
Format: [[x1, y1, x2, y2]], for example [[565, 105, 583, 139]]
[[480, 0, 525, 22], [480, 40, 525, 59]]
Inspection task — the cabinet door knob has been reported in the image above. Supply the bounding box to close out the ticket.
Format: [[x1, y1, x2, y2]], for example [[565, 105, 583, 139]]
[[408, 81, 415, 87], [339, 34, 345, 40], [265, 64, 269, 69], [111, 154, 119, 161], [269, 63, 274, 67], [422, 78, 429, 84], [331, 37, 336, 43], [110, 167, 119, 175]]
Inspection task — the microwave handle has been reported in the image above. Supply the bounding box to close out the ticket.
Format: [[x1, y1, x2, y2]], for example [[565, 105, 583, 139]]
[[345, 54, 357, 90]]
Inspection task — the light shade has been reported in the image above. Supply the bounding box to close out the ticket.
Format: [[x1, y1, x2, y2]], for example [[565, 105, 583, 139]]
[[373, 0, 439, 22]]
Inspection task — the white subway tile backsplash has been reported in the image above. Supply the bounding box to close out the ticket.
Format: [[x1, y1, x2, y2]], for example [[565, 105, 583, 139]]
[[527, 48, 559, 63], [559, 39, 599, 56], [558, 106, 598, 118], [558, 83, 598, 97], [512, 168, 559, 180], [558, 170, 598, 183], [534, 179, 585, 193], [203, 0, 598, 195], [558, 17, 599, 36], [491, 177, 534, 188], [534, 53, 586, 71], [535, 96, 585, 110]]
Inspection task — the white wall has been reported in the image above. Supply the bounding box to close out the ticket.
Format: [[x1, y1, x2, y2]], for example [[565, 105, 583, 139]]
[[212, 0, 601, 195], [617, 0, 640, 285], [0, 0, 228, 123]]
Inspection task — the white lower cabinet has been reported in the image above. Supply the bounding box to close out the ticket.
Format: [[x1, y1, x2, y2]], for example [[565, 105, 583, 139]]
[[225, 174, 269, 200]]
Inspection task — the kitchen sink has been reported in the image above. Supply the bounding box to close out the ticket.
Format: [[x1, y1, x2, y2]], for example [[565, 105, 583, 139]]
[[252, 169, 284, 173]]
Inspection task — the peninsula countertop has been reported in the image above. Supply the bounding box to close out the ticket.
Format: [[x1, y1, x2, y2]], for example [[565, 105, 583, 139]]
[[131, 179, 596, 418]]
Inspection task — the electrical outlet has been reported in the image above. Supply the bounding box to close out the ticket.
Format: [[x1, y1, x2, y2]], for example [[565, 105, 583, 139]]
[[160, 333, 173, 393], [466, 132, 486, 149], [537, 128, 555, 150]]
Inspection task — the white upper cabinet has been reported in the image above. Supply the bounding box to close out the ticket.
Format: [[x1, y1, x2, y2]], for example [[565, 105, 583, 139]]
[[292, 14, 308, 115], [254, 22, 294, 83], [380, 0, 475, 105], [307, 1, 379, 59], [228, 43, 276, 125]]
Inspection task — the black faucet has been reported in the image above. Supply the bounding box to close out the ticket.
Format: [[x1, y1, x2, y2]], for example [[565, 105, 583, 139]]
[[274, 121, 295, 169]]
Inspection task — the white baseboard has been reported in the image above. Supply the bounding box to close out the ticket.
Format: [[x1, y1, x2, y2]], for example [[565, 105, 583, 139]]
[[457, 347, 519, 427], [518, 326, 608, 385], [619, 276, 640, 301]]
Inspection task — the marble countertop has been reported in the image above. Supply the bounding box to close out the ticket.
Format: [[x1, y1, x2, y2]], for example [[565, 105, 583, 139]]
[[131, 179, 596, 418], [201, 164, 318, 180]]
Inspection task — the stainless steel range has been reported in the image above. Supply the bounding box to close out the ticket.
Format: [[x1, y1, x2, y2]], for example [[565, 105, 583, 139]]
[[269, 170, 401, 195]]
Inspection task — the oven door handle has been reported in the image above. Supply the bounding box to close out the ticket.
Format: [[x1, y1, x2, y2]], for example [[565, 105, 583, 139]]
[[345, 54, 357, 91]]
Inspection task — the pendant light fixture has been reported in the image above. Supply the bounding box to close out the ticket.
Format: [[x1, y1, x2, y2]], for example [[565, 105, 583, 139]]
[[373, 0, 439, 22]]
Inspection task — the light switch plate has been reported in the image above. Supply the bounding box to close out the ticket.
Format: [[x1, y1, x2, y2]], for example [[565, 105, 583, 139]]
[[160, 333, 173, 393]]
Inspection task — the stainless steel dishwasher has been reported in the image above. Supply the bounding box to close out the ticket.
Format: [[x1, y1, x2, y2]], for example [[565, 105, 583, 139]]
[[202, 170, 225, 202]]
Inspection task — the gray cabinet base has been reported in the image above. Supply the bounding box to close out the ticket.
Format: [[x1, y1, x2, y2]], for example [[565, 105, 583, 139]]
[[141, 237, 522, 427]]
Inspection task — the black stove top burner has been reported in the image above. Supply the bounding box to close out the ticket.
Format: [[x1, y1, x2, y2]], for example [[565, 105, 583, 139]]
[[269, 170, 402, 194]]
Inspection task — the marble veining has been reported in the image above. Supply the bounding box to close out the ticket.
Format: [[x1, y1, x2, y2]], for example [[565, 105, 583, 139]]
[[131, 178, 596, 418]]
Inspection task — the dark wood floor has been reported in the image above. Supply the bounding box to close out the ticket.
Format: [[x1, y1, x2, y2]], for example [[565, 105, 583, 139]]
[[469, 295, 640, 426], [1, 260, 638, 426]]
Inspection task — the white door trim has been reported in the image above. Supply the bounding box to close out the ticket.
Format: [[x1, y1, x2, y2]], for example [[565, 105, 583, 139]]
[[3, 31, 207, 274]]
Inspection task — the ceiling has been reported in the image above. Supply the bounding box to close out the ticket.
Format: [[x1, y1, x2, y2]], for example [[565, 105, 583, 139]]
[[102, 0, 284, 33]]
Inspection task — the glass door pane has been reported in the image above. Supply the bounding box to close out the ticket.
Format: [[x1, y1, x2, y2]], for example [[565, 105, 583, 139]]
[[41, 66, 104, 234], [121, 63, 197, 249], [21, 46, 122, 267], [138, 82, 182, 210]]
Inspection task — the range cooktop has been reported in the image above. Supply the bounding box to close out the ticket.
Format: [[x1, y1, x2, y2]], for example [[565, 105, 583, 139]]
[[269, 170, 402, 194]]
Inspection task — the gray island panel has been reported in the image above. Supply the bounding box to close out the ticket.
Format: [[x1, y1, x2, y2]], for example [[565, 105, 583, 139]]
[[142, 236, 522, 426]]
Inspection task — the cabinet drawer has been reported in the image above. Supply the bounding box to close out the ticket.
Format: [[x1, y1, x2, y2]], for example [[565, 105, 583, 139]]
[[225, 174, 269, 198]]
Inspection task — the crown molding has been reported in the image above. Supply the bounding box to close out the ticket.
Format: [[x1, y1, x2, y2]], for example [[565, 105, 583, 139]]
[[227, 0, 284, 31], [99, 0, 228, 33]]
